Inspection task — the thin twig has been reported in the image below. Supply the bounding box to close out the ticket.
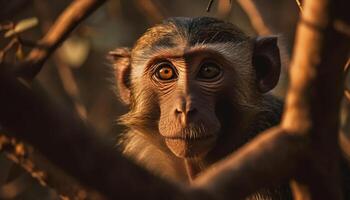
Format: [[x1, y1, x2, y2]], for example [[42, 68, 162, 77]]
[[0, 38, 18, 63], [344, 58, 350, 101], [0, 134, 93, 200], [34, 0, 88, 120], [295, 0, 303, 12], [206, 0, 215, 12], [15, 0, 107, 81], [0, 22, 14, 31], [56, 62, 88, 120], [237, 0, 270, 35], [0, 135, 47, 187]]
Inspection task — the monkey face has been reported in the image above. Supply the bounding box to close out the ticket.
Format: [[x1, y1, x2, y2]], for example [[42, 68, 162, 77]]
[[113, 17, 281, 161], [155, 60, 221, 157], [118, 42, 258, 159], [146, 49, 245, 158]]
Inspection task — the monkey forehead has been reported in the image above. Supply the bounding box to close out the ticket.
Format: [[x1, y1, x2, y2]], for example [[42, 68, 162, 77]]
[[131, 17, 250, 57], [133, 17, 249, 50], [130, 42, 253, 78]]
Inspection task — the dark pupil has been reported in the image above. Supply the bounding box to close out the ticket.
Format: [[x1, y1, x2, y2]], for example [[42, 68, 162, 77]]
[[204, 67, 212, 73], [201, 65, 219, 78]]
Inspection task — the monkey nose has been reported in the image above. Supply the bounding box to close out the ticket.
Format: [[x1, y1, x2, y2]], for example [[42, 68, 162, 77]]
[[175, 107, 197, 125]]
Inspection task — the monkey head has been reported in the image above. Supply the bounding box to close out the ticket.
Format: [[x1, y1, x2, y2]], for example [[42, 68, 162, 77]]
[[110, 17, 280, 159]]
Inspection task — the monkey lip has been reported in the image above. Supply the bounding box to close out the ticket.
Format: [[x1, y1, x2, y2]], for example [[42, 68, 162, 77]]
[[164, 134, 215, 141], [164, 134, 217, 158]]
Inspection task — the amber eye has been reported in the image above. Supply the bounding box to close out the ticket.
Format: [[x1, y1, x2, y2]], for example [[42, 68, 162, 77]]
[[198, 62, 221, 79], [155, 63, 177, 80]]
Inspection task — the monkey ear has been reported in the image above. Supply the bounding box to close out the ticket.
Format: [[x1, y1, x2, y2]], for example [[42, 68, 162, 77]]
[[252, 36, 281, 93], [108, 47, 132, 105]]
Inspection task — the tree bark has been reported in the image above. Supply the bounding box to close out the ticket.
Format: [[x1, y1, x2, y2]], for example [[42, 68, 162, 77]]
[[283, 0, 350, 199]]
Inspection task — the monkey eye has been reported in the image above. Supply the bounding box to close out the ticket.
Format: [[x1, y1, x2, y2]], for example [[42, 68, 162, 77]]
[[197, 62, 222, 80], [155, 62, 177, 81]]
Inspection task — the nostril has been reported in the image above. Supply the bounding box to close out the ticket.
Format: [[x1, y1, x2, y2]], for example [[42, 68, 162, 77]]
[[187, 108, 197, 116], [175, 108, 183, 114], [175, 108, 197, 116]]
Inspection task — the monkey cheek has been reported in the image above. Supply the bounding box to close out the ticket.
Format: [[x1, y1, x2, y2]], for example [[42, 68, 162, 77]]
[[164, 137, 217, 158]]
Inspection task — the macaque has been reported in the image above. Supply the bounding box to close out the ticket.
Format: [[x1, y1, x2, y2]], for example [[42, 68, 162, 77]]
[[110, 17, 292, 199]]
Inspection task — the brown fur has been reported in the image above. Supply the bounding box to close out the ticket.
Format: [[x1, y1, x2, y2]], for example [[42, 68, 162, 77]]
[[111, 17, 291, 199]]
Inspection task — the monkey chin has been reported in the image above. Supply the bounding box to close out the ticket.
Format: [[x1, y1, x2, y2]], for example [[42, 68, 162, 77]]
[[164, 135, 217, 158]]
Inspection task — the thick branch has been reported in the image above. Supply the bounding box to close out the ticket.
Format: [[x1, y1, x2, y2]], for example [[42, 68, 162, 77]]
[[281, 0, 350, 199], [194, 127, 306, 200], [15, 0, 106, 80]]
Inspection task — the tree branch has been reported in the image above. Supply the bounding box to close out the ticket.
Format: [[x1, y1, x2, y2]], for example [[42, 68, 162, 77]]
[[14, 0, 107, 81], [0, 134, 99, 199], [236, 0, 271, 35], [194, 127, 306, 200], [344, 58, 350, 101], [282, 0, 350, 198], [33, 0, 88, 120], [206, 0, 215, 12]]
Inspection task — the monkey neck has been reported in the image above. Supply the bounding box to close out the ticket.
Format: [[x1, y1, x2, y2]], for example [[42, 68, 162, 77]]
[[180, 113, 257, 182], [184, 158, 206, 182]]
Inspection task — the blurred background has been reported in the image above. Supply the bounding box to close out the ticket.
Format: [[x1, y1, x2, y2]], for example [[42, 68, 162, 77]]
[[0, 0, 348, 199]]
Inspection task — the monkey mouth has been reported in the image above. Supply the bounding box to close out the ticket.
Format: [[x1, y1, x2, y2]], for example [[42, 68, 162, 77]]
[[164, 134, 215, 141], [163, 134, 217, 158]]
